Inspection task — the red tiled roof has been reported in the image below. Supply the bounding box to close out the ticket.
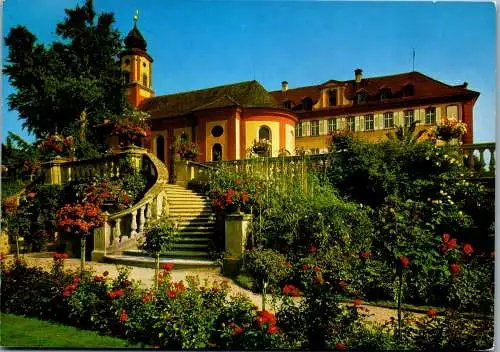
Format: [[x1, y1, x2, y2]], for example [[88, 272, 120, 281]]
[[269, 71, 479, 112]]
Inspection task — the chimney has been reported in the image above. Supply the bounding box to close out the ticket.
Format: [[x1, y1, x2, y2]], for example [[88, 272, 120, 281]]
[[462, 81, 468, 88], [281, 81, 288, 92], [355, 69, 363, 83]]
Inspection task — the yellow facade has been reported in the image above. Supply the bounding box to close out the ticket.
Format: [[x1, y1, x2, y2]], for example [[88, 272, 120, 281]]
[[296, 101, 464, 154], [244, 121, 280, 157]]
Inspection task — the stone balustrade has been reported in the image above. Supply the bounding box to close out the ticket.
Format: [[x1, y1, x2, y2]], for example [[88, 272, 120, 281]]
[[92, 149, 169, 261], [191, 143, 495, 181], [460, 143, 495, 177]]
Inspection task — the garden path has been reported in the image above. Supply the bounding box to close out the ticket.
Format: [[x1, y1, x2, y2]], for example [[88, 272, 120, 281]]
[[4, 254, 417, 324]]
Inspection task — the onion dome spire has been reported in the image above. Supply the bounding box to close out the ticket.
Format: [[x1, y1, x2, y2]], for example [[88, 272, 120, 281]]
[[124, 9, 147, 51]]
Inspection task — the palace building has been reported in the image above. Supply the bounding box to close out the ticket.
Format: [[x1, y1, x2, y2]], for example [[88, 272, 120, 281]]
[[119, 20, 479, 166]]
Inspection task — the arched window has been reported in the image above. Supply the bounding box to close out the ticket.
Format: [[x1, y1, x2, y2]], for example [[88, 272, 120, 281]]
[[143, 74, 148, 87], [356, 91, 367, 104], [156, 136, 165, 163], [212, 143, 222, 161], [258, 126, 271, 141]]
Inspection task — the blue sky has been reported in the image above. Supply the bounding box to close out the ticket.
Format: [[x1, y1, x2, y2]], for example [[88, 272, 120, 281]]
[[2, 1, 496, 143]]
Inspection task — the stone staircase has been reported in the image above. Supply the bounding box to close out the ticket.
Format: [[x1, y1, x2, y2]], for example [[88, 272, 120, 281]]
[[104, 184, 218, 269]]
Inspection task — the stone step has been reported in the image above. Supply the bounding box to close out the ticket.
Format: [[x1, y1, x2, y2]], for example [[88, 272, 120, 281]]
[[103, 254, 218, 270], [124, 249, 210, 259], [172, 243, 209, 250], [175, 237, 210, 243], [176, 217, 216, 223]]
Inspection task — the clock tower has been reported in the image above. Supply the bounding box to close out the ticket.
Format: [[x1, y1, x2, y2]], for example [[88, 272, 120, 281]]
[[120, 13, 154, 107]]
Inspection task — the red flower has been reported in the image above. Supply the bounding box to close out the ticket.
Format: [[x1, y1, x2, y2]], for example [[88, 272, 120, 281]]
[[119, 310, 128, 322], [335, 342, 346, 350], [174, 282, 186, 292], [352, 299, 363, 306], [256, 310, 276, 327], [450, 263, 461, 275], [26, 192, 36, 199], [235, 179, 242, 186], [94, 276, 104, 282], [240, 192, 250, 204], [447, 239, 457, 250], [442, 233, 450, 243], [301, 264, 311, 271], [167, 290, 176, 298], [359, 250, 371, 260], [463, 243, 474, 255], [308, 245, 317, 253], [282, 284, 301, 297], [63, 290, 72, 297], [232, 326, 244, 336], [313, 266, 321, 273], [426, 308, 438, 318], [158, 272, 164, 279], [399, 256, 410, 269], [73, 277, 81, 284], [161, 263, 174, 271], [53, 252, 69, 261], [267, 326, 279, 334], [143, 293, 153, 303]]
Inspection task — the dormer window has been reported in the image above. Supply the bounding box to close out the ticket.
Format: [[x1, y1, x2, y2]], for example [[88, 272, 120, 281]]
[[356, 91, 367, 104], [403, 84, 414, 97], [380, 88, 391, 101], [283, 100, 292, 109], [328, 90, 337, 107], [302, 97, 313, 111]]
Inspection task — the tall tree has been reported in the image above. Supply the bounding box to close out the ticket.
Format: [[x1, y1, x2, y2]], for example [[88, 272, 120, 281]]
[[3, 0, 129, 144]]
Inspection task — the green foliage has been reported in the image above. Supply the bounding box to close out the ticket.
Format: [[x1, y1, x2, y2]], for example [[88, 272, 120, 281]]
[[138, 218, 179, 257], [207, 169, 264, 214], [243, 249, 291, 292], [3, 0, 128, 142]]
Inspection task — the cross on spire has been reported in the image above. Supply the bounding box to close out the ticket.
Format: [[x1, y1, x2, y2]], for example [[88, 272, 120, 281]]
[[133, 9, 139, 24]]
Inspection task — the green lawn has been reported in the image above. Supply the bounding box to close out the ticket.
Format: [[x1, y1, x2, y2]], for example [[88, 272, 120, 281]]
[[0, 313, 142, 348]]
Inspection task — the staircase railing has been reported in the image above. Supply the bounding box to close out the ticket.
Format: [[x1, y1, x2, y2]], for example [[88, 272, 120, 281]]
[[460, 143, 495, 177], [92, 149, 169, 261]]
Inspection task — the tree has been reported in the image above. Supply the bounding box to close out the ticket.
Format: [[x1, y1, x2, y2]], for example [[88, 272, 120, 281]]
[[386, 120, 427, 145], [138, 218, 179, 289], [1, 132, 41, 181], [3, 0, 128, 146]]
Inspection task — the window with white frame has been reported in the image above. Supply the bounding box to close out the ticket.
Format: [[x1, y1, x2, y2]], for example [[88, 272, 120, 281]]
[[347, 116, 355, 131], [364, 114, 374, 130], [383, 112, 394, 129], [327, 119, 337, 133], [296, 122, 303, 137], [425, 107, 436, 124], [404, 110, 415, 125], [311, 120, 320, 136]]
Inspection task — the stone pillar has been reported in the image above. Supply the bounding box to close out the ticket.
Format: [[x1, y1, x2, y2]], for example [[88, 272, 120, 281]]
[[223, 212, 252, 276], [91, 219, 109, 262], [45, 157, 71, 185], [174, 161, 194, 187]]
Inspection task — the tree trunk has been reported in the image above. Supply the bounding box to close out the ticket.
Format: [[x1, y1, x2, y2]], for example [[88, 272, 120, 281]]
[[397, 271, 403, 340], [155, 253, 160, 289], [80, 237, 86, 274], [262, 280, 268, 311]]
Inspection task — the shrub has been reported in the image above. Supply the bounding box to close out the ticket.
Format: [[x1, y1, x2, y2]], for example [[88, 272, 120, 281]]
[[244, 249, 291, 294]]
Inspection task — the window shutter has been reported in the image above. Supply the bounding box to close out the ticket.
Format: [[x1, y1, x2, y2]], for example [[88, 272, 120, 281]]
[[435, 107, 441, 123], [354, 116, 359, 131], [374, 114, 381, 130], [304, 121, 310, 136], [319, 120, 325, 135], [394, 111, 401, 127], [359, 115, 365, 131]]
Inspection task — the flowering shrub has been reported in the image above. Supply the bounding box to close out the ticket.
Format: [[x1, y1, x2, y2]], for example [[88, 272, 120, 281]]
[[435, 118, 467, 141], [56, 203, 105, 237], [111, 117, 150, 147], [83, 179, 131, 212], [207, 170, 264, 213], [249, 138, 271, 156], [173, 132, 199, 160], [39, 134, 74, 158]]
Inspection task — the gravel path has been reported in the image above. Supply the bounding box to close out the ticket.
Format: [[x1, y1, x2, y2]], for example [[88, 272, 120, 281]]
[[3, 253, 418, 324]]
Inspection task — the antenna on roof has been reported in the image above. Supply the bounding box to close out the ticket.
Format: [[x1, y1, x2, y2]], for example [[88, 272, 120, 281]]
[[412, 48, 415, 71]]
